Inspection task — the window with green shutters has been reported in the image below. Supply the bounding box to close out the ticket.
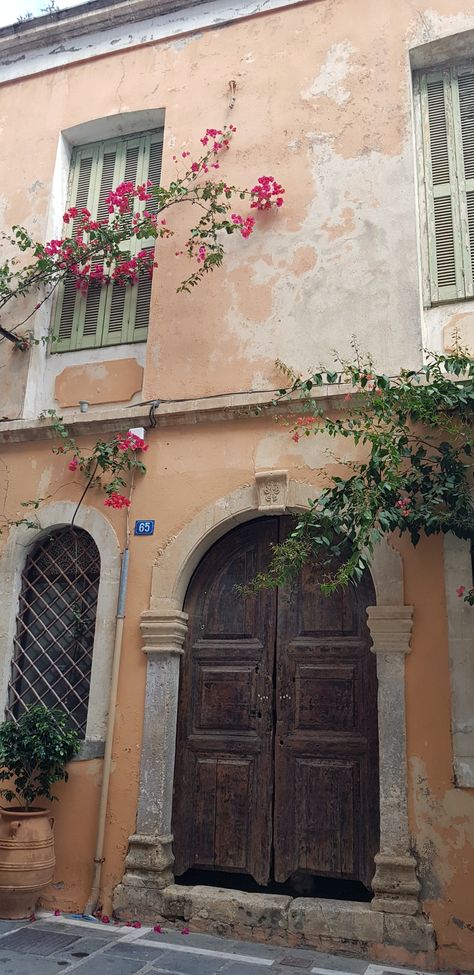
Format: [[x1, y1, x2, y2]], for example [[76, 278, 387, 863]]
[[51, 129, 163, 352], [416, 63, 474, 305]]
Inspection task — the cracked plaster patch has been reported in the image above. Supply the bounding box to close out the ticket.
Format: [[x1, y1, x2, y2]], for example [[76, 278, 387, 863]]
[[414, 8, 474, 40], [253, 428, 361, 473], [302, 42, 357, 106], [223, 138, 421, 377], [410, 757, 474, 897]]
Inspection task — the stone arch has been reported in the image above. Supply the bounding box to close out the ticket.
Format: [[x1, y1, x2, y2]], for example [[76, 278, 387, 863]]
[[0, 501, 121, 753], [117, 478, 421, 920], [148, 479, 404, 615]]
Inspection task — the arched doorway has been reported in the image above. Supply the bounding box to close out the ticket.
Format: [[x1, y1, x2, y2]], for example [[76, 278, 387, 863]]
[[172, 516, 379, 895]]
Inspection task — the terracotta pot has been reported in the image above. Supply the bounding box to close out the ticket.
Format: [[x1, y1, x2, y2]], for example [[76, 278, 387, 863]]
[[0, 808, 55, 919]]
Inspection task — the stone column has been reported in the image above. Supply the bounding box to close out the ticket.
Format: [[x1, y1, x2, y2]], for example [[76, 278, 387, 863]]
[[113, 608, 187, 917], [367, 605, 421, 916]]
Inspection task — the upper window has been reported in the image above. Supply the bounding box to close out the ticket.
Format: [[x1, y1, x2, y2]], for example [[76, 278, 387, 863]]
[[7, 527, 100, 738], [416, 63, 474, 305], [52, 129, 163, 352]]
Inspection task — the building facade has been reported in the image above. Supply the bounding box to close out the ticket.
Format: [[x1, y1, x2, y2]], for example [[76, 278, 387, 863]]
[[0, 0, 473, 969]]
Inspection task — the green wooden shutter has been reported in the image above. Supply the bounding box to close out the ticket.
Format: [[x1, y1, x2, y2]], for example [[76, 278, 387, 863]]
[[420, 69, 464, 303], [52, 129, 162, 353], [99, 136, 140, 347], [418, 62, 474, 305], [52, 147, 99, 352], [127, 135, 163, 343], [144, 136, 164, 215], [453, 67, 474, 297], [101, 132, 163, 346]]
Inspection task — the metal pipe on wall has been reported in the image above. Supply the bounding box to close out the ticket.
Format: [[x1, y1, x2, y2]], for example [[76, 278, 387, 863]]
[[84, 545, 130, 917]]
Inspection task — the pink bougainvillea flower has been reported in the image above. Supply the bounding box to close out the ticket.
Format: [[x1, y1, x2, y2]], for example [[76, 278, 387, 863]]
[[115, 432, 149, 453], [456, 586, 466, 597], [296, 416, 317, 427], [128, 432, 149, 452], [132, 921, 141, 929], [292, 432, 300, 443], [181, 927, 190, 935], [54, 909, 61, 917], [250, 175, 285, 211], [104, 492, 131, 510], [68, 457, 79, 472], [153, 924, 163, 934], [101, 915, 110, 924]]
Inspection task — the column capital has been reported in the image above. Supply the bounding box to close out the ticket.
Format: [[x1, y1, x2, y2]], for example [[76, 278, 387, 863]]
[[367, 605, 413, 655], [140, 609, 188, 655]]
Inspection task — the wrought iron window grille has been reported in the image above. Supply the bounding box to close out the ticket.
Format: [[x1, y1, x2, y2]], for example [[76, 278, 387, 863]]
[[7, 527, 100, 738]]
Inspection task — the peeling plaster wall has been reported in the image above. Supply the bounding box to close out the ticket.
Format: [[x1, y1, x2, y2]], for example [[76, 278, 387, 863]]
[[1, 0, 474, 965], [3, 0, 474, 404]]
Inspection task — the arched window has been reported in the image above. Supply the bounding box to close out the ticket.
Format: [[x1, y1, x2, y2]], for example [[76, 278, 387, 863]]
[[7, 527, 100, 738]]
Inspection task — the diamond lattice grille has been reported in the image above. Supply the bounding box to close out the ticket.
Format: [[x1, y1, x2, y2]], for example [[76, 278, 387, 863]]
[[8, 527, 100, 737]]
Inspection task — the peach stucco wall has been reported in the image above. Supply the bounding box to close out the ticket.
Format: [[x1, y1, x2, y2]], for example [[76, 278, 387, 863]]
[[1, 418, 474, 965], [0, 0, 474, 967]]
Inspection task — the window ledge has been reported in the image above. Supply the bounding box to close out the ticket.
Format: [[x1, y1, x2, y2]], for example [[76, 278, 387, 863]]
[[73, 739, 105, 762]]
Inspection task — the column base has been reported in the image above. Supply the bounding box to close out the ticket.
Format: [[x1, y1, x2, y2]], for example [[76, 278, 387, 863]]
[[113, 833, 174, 918], [371, 853, 421, 915]]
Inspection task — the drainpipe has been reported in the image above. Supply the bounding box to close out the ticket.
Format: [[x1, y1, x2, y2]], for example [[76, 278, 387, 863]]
[[84, 544, 130, 917]]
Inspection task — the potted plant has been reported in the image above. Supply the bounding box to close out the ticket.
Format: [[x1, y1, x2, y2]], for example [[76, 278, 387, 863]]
[[0, 706, 80, 919]]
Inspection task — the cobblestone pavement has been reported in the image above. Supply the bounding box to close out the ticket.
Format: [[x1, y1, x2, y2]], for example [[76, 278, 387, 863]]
[[0, 915, 438, 975]]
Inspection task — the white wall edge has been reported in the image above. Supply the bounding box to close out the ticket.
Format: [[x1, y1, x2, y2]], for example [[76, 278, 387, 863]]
[[0, 0, 304, 85]]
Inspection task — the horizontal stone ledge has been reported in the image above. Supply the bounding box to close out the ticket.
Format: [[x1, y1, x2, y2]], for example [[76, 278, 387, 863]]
[[187, 885, 292, 931], [288, 897, 384, 943], [113, 880, 435, 959], [0, 385, 371, 444]]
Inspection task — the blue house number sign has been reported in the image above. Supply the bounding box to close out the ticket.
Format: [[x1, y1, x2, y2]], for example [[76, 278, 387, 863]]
[[134, 519, 155, 536]]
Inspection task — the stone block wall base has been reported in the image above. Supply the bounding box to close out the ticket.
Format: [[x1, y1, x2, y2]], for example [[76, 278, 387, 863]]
[[113, 833, 174, 909], [113, 882, 437, 968], [371, 853, 421, 916], [113, 880, 185, 921]]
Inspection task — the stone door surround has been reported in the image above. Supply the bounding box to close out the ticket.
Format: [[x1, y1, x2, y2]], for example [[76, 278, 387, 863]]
[[114, 476, 434, 956]]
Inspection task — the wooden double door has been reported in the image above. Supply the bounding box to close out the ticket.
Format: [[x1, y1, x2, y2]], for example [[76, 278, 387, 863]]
[[172, 518, 379, 889]]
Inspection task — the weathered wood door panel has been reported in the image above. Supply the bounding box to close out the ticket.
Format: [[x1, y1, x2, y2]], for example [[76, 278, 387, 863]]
[[172, 517, 379, 889], [274, 551, 379, 887], [172, 518, 278, 884]]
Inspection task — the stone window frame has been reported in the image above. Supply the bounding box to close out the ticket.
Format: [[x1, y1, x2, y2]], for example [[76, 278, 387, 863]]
[[0, 501, 121, 760], [23, 108, 165, 418], [411, 27, 474, 311], [50, 127, 164, 354]]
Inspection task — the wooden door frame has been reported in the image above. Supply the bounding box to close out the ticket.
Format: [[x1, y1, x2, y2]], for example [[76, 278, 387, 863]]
[[115, 477, 421, 918]]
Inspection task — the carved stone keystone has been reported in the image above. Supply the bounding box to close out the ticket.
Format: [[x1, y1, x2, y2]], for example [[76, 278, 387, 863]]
[[255, 470, 289, 513]]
